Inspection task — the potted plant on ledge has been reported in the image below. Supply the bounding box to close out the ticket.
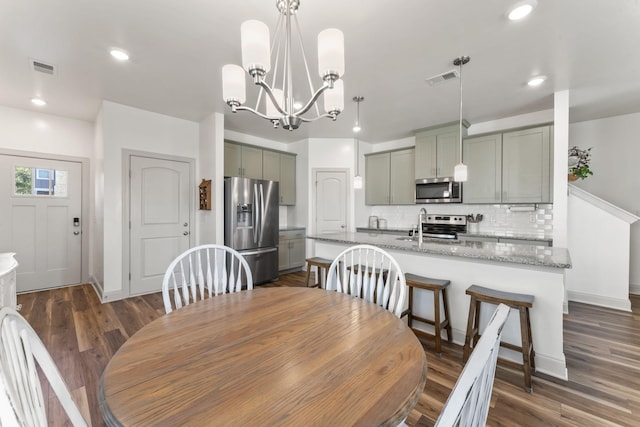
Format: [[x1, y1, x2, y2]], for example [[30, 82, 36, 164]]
[[568, 146, 593, 181]]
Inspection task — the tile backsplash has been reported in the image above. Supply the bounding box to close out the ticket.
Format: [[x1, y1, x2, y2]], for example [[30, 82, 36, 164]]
[[359, 204, 553, 238]]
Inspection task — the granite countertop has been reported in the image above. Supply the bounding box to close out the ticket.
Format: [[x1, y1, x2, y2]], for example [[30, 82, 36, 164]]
[[308, 232, 571, 269], [458, 231, 553, 243], [356, 227, 552, 243], [279, 226, 306, 232]]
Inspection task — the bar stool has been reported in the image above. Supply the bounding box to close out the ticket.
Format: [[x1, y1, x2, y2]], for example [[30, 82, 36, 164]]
[[401, 273, 451, 356], [305, 257, 332, 288], [463, 284, 535, 392]]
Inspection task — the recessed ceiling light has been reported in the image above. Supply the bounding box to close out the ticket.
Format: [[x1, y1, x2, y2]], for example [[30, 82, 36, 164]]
[[527, 75, 547, 87], [352, 125, 361, 133], [110, 49, 130, 61], [507, 0, 537, 21], [31, 98, 47, 107]]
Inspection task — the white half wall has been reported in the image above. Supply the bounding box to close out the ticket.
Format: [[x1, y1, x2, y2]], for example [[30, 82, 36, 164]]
[[570, 112, 640, 292], [566, 187, 637, 311]]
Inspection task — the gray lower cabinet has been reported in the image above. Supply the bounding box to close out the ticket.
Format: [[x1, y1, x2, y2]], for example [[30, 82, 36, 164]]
[[278, 229, 306, 271], [365, 148, 415, 205], [462, 125, 553, 204]]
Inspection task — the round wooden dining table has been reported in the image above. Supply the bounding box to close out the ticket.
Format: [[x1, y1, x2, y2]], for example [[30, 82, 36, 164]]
[[99, 287, 427, 426]]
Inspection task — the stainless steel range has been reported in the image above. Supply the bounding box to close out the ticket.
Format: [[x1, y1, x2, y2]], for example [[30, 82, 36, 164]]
[[422, 214, 467, 239]]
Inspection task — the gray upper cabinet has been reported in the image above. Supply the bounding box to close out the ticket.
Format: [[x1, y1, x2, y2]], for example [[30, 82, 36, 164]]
[[365, 148, 415, 205], [463, 133, 503, 204], [365, 152, 391, 205], [224, 142, 263, 179], [462, 125, 553, 204], [279, 153, 296, 205], [262, 150, 280, 182], [225, 141, 297, 205], [502, 126, 552, 203], [415, 122, 467, 179]]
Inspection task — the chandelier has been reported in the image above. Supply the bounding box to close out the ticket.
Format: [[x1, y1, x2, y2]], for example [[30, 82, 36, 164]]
[[222, 0, 345, 131]]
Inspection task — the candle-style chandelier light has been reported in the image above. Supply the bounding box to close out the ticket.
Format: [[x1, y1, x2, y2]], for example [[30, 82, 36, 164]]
[[222, 0, 345, 131]]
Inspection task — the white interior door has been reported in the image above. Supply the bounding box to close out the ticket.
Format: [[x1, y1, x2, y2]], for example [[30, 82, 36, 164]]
[[315, 170, 348, 234], [129, 155, 192, 296], [0, 155, 82, 292]]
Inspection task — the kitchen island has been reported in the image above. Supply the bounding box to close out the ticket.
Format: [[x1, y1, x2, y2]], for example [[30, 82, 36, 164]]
[[308, 232, 571, 380]]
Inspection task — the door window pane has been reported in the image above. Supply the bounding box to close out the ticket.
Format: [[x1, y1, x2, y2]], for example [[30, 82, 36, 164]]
[[14, 166, 68, 197]]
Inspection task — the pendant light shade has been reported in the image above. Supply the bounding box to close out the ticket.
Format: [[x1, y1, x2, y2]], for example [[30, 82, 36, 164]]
[[454, 163, 468, 182], [222, 64, 246, 105], [353, 175, 363, 189], [318, 28, 345, 80], [324, 79, 344, 114], [241, 20, 271, 74]]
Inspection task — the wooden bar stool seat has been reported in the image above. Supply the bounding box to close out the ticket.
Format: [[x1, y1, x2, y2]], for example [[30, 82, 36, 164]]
[[401, 273, 451, 356], [305, 257, 332, 288], [463, 284, 536, 392]]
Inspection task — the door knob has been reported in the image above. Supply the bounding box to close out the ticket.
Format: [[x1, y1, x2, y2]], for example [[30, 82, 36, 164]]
[[184, 222, 188, 227], [341, 225, 345, 228], [183, 231, 189, 236], [73, 231, 80, 235]]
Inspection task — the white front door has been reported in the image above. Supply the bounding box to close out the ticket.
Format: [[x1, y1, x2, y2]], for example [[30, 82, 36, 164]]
[[314, 170, 348, 234], [129, 155, 192, 296], [0, 155, 82, 292]]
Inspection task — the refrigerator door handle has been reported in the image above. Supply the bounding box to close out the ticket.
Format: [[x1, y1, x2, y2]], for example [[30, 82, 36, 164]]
[[259, 183, 266, 234], [240, 247, 277, 256], [253, 183, 259, 244]]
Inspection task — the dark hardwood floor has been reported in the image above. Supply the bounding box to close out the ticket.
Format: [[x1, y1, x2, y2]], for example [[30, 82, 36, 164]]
[[17, 272, 640, 426]]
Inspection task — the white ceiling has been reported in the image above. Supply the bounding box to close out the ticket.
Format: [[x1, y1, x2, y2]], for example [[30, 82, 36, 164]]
[[1, 0, 639, 143]]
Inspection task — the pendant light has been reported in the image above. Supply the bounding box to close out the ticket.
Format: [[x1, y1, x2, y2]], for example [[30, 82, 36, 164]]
[[453, 56, 470, 182], [353, 96, 364, 189]]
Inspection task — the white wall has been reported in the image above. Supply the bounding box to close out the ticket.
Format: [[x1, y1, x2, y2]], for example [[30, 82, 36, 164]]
[[306, 138, 357, 236], [100, 101, 199, 297], [0, 105, 95, 285], [92, 108, 104, 287], [0, 105, 94, 158], [566, 190, 634, 310], [570, 112, 640, 292], [198, 113, 223, 244]]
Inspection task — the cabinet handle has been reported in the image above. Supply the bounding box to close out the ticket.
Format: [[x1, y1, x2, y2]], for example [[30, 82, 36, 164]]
[[238, 167, 241, 175]]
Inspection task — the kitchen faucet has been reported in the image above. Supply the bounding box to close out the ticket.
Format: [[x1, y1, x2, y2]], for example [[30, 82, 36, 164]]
[[418, 208, 427, 243]]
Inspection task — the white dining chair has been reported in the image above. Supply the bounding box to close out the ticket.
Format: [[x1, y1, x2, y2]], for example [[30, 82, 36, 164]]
[[434, 303, 511, 427], [162, 244, 253, 314], [325, 244, 407, 318], [0, 307, 88, 427]]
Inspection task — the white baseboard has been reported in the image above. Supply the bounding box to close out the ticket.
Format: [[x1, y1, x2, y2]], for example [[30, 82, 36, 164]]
[[630, 283, 640, 295], [567, 291, 631, 312], [91, 275, 124, 303]]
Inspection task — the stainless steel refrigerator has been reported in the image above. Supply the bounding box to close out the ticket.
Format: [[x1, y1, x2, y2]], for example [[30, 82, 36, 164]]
[[224, 177, 279, 284]]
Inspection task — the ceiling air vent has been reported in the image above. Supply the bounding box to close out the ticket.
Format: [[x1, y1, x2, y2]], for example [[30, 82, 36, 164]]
[[31, 59, 56, 75], [425, 69, 458, 86]]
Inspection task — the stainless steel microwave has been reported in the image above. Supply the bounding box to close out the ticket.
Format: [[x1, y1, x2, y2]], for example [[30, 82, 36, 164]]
[[415, 177, 462, 204]]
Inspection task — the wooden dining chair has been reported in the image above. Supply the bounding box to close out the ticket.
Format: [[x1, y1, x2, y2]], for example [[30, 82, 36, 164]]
[[162, 244, 254, 314], [434, 303, 510, 427], [325, 244, 407, 318], [0, 307, 88, 427]]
